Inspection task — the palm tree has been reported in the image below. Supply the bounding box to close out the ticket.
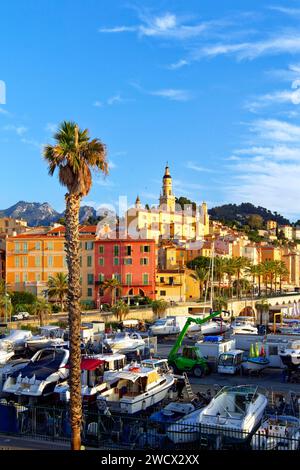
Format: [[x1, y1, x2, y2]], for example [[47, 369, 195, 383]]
[[255, 298, 270, 326], [47, 273, 68, 312], [151, 299, 169, 318], [43, 121, 107, 451], [212, 296, 228, 312], [103, 278, 121, 306], [33, 298, 52, 326], [112, 300, 130, 322], [0, 280, 11, 322], [214, 257, 228, 296], [224, 259, 237, 299], [233, 257, 250, 298], [190, 266, 209, 300]]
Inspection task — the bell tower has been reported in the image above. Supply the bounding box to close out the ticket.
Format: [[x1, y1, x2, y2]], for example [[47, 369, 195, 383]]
[[159, 164, 175, 212]]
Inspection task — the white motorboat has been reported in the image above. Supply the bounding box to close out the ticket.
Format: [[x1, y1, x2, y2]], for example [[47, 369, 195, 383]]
[[149, 318, 180, 336], [200, 319, 230, 336], [167, 385, 267, 444], [102, 331, 145, 354], [54, 353, 127, 402], [97, 364, 175, 414], [25, 326, 67, 352], [0, 329, 32, 352], [231, 318, 258, 335], [0, 349, 14, 365], [279, 340, 300, 370], [0, 358, 29, 392], [3, 348, 69, 397], [251, 415, 300, 450]]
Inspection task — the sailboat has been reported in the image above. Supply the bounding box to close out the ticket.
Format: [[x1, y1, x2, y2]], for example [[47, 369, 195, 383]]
[[242, 343, 270, 373]]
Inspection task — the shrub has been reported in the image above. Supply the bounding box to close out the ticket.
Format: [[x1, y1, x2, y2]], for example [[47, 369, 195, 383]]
[[51, 304, 61, 313], [11, 291, 36, 306]]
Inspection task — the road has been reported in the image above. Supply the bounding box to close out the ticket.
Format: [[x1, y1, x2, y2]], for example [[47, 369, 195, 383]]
[[155, 337, 299, 396]]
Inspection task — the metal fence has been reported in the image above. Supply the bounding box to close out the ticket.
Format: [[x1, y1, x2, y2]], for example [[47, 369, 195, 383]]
[[0, 401, 299, 450]]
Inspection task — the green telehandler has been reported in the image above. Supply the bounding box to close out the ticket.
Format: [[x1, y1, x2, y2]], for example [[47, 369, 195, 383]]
[[168, 310, 228, 378]]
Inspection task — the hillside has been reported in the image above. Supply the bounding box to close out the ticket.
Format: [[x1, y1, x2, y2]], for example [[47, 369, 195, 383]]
[[208, 203, 290, 226]]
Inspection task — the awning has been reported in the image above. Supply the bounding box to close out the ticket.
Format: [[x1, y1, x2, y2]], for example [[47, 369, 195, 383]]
[[66, 358, 105, 371]]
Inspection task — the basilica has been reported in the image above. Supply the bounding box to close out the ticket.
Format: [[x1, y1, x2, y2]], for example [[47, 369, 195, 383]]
[[126, 165, 210, 242]]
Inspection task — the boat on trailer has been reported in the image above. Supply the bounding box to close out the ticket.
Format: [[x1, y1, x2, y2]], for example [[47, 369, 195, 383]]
[[167, 385, 268, 444], [96, 364, 174, 414], [251, 415, 300, 450], [3, 348, 69, 398]]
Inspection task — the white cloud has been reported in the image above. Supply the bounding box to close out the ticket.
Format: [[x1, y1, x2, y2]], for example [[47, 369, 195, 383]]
[[99, 12, 212, 40], [269, 6, 300, 16], [186, 161, 213, 172], [107, 94, 124, 105], [149, 88, 192, 101], [3, 125, 28, 136], [168, 59, 189, 70], [200, 34, 300, 60], [93, 101, 103, 108], [0, 108, 9, 116], [45, 123, 57, 133], [250, 119, 300, 142]]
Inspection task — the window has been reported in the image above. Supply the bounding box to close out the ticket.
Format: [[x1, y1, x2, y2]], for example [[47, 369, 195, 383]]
[[98, 273, 105, 282], [85, 242, 94, 250], [143, 245, 150, 253], [87, 255, 92, 267], [35, 242, 41, 250], [23, 273, 28, 283], [160, 277, 164, 283], [143, 274, 149, 285], [35, 256, 41, 267], [15, 274, 20, 283], [160, 290, 166, 296], [98, 257, 104, 266], [140, 258, 149, 265], [23, 242, 28, 253], [99, 245, 104, 254], [87, 288, 93, 297], [87, 274, 94, 285], [113, 273, 121, 283], [48, 255, 53, 267], [126, 274, 132, 286], [124, 258, 132, 265], [114, 245, 119, 256], [15, 257, 20, 268], [23, 257, 28, 268], [47, 241, 54, 250], [36, 273, 41, 282], [15, 242, 20, 254], [113, 257, 119, 266], [126, 245, 132, 256]]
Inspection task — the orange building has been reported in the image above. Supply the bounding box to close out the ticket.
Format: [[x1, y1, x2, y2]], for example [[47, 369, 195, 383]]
[[5, 225, 98, 308]]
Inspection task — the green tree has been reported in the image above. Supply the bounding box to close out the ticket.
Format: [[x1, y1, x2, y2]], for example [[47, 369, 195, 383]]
[[111, 300, 130, 322], [103, 278, 121, 306], [190, 266, 209, 300], [47, 273, 68, 312], [33, 298, 52, 327], [43, 120, 107, 450], [247, 214, 264, 230], [151, 299, 169, 318], [212, 296, 228, 312]]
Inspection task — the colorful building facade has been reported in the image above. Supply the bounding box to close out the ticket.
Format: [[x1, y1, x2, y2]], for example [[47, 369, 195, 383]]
[[94, 238, 156, 305]]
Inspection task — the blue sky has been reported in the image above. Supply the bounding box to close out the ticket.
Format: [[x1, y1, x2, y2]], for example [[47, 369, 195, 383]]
[[1, 1, 300, 220]]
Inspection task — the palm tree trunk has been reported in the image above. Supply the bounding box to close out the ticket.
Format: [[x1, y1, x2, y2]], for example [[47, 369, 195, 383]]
[[65, 194, 82, 451]]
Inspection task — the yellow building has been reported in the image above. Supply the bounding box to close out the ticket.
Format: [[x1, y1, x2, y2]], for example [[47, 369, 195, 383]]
[[280, 225, 293, 240], [156, 268, 200, 302], [0, 217, 28, 236], [126, 165, 210, 242], [267, 220, 277, 231], [5, 225, 97, 307], [260, 245, 282, 262]]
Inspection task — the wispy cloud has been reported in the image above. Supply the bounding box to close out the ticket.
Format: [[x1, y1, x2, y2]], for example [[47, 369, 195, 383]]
[[269, 6, 300, 17], [45, 123, 57, 133], [200, 34, 300, 60], [186, 161, 213, 172], [93, 94, 130, 107], [149, 88, 193, 101], [99, 12, 213, 40], [3, 125, 28, 136], [0, 108, 10, 116]]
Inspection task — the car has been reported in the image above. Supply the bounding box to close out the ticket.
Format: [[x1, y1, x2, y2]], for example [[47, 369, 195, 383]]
[[11, 312, 30, 321]]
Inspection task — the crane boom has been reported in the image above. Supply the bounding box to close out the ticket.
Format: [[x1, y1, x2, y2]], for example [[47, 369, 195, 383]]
[[168, 310, 227, 363]]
